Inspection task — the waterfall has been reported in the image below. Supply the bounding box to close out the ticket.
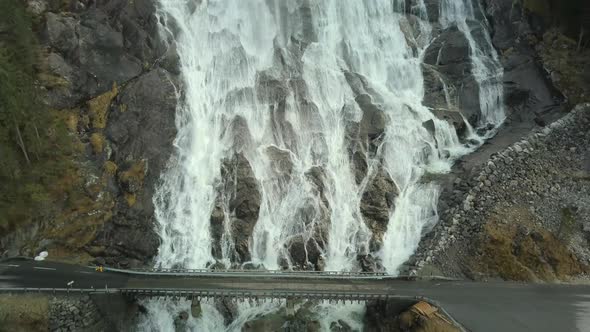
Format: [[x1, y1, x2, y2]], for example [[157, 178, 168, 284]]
[[440, 0, 506, 127], [141, 0, 505, 330]]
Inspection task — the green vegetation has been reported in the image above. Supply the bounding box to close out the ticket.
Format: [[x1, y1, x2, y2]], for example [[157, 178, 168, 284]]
[[0, 0, 78, 232]]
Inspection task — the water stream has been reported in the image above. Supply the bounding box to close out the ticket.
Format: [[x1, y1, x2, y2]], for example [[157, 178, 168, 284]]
[[140, 0, 505, 330]]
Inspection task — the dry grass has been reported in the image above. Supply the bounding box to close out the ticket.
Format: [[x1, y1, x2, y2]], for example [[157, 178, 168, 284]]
[[119, 160, 147, 192], [103, 161, 118, 176], [0, 294, 49, 332], [88, 83, 118, 129], [90, 132, 105, 154], [474, 206, 588, 281]]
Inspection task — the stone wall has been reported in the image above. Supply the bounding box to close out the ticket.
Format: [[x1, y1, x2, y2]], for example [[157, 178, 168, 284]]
[[408, 104, 590, 279], [47, 293, 139, 332], [49, 295, 105, 332]]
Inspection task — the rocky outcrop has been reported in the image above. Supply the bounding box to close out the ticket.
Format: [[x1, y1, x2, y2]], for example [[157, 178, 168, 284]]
[[94, 68, 178, 266], [211, 153, 262, 263], [423, 25, 482, 125], [483, 0, 565, 123], [360, 166, 399, 251], [41, 0, 158, 109], [0, 0, 178, 267]]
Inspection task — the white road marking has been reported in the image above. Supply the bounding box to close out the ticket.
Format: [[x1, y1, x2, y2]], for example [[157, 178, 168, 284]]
[[33, 267, 56, 271], [78, 271, 93, 274], [0, 264, 20, 268]]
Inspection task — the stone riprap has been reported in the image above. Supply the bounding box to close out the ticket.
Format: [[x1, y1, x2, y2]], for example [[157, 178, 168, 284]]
[[407, 104, 590, 278]]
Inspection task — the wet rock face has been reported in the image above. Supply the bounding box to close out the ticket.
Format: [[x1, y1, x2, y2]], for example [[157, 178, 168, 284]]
[[483, 0, 564, 121], [286, 234, 323, 270], [210, 153, 262, 263], [423, 26, 482, 125], [227, 154, 261, 263], [42, 3, 159, 109], [360, 166, 399, 250], [96, 68, 178, 263]]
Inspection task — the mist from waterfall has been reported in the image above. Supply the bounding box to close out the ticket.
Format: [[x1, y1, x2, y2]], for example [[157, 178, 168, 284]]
[[140, 0, 505, 330]]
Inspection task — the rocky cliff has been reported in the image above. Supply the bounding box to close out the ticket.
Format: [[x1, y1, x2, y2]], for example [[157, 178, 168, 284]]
[[0, 0, 178, 268]]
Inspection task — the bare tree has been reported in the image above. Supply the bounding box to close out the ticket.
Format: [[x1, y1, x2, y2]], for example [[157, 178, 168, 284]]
[[13, 117, 30, 165]]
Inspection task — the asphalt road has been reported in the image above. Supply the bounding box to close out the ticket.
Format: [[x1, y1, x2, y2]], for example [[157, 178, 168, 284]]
[[1, 259, 590, 332]]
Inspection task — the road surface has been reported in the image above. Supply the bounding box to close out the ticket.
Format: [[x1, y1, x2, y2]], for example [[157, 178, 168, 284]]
[[1, 258, 589, 332]]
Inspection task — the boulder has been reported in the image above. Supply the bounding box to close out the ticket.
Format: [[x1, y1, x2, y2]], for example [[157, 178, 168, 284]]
[[209, 199, 226, 260], [107, 68, 178, 193], [423, 0, 440, 23], [357, 253, 380, 272], [422, 64, 454, 111]]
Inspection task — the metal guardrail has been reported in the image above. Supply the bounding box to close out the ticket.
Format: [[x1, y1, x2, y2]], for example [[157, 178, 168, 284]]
[[117, 267, 389, 276], [0, 287, 119, 294], [103, 266, 459, 282]]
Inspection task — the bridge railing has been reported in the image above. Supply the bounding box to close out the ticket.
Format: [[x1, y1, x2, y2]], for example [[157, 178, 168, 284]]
[[109, 267, 390, 277], [0, 287, 420, 303], [120, 288, 419, 302], [0, 287, 119, 294]]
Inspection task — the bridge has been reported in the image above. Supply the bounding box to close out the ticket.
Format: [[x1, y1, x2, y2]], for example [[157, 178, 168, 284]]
[[1, 258, 590, 332]]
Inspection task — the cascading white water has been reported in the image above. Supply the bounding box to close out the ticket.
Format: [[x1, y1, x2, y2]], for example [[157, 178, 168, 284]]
[[143, 0, 505, 330], [440, 0, 506, 127]]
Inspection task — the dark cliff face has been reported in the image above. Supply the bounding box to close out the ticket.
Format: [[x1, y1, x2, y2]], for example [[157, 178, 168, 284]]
[[48, 0, 179, 267], [483, 0, 565, 122], [0, 0, 178, 267]]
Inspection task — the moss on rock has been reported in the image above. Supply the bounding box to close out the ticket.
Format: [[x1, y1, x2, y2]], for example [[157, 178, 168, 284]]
[[124, 192, 137, 207], [88, 83, 118, 129], [118, 160, 146, 193], [90, 132, 105, 154], [103, 161, 118, 176]]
